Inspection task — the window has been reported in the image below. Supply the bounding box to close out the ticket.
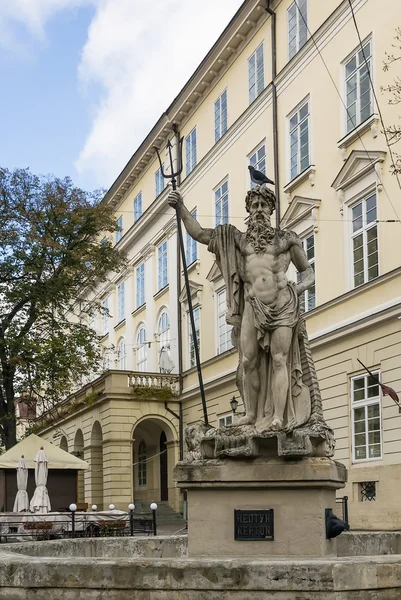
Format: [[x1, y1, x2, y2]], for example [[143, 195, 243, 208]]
[[360, 481, 376, 502], [296, 233, 315, 313], [351, 373, 382, 462], [134, 192, 142, 223], [186, 210, 197, 266], [102, 297, 109, 335], [102, 348, 111, 371], [219, 413, 233, 428], [289, 100, 310, 180], [136, 263, 145, 308], [117, 281, 125, 323], [217, 289, 233, 354], [158, 311, 170, 354], [138, 440, 147, 486], [116, 216, 123, 243], [215, 90, 228, 142], [345, 40, 373, 133], [288, 0, 307, 60], [351, 193, 378, 287], [136, 326, 147, 372], [188, 307, 200, 368], [117, 338, 126, 370], [248, 43, 264, 104], [155, 166, 165, 197], [185, 128, 197, 176], [157, 241, 168, 290], [215, 180, 229, 226], [249, 144, 266, 188]]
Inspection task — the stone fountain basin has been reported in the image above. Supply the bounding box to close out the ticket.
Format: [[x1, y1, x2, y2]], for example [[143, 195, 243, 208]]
[[0, 533, 400, 599]]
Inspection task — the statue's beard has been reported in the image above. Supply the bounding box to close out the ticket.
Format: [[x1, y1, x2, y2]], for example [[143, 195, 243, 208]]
[[245, 212, 275, 254]]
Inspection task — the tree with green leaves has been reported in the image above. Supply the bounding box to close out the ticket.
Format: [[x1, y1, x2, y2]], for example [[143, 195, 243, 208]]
[[0, 167, 126, 449]]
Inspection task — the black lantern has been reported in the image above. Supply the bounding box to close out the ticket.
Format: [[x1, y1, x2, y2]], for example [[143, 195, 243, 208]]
[[230, 396, 238, 414]]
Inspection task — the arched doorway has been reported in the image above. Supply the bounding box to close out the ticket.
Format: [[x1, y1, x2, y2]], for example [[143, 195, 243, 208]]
[[60, 436, 68, 452], [74, 430, 84, 504], [91, 422, 103, 510], [132, 418, 177, 509], [160, 431, 168, 501]]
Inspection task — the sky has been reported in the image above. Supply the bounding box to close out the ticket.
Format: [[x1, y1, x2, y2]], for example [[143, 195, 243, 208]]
[[0, 0, 244, 191]]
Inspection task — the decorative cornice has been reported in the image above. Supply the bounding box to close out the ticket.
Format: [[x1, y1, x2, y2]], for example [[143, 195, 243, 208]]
[[281, 196, 321, 232], [331, 149, 387, 191], [179, 280, 203, 305]]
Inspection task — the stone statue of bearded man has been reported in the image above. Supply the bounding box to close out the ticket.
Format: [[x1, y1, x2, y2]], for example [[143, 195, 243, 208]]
[[169, 185, 333, 456]]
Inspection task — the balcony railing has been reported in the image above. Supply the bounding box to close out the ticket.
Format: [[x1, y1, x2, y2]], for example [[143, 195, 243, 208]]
[[128, 371, 180, 394]]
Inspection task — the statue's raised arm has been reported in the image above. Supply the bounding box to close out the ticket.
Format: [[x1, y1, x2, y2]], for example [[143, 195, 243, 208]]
[[168, 190, 213, 245]]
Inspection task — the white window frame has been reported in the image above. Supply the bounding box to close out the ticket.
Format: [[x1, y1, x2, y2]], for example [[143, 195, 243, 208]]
[[157, 241, 168, 290], [188, 307, 200, 369], [351, 372, 383, 463], [288, 0, 308, 60], [134, 192, 142, 223], [102, 296, 109, 335], [138, 440, 147, 487], [117, 337, 126, 370], [215, 89, 228, 142], [117, 280, 125, 323], [214, 179, 229, 226], [216, 288, 233, 354], [158, 310, 170, 355], [288, 98, 310, 181], [350, 192, 379, 288], [186, 210, 197, 266], [248, 43, 264, 104], [296, 231, 316, 313], [155, 166, 165, 198], [248, 142, 266, 188], [136, 262, 145, 308], [115, 215, 123, 243], [218, 413, 233, 428], [136, 325, 147, 372], [185, 128, 197, 176], [343, 38, 373, 134]]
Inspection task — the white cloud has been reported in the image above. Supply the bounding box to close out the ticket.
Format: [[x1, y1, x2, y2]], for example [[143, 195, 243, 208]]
[[0, 0, 95, 55], [0, 0, 244, 188], [75, 0, 244, 188]]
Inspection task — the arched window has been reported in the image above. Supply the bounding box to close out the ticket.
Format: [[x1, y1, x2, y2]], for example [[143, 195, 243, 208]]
[[136, 326, 147, 372], [117, 338, 126, 370], [158, 310, 170, 354], [138, 440, 147, 486]]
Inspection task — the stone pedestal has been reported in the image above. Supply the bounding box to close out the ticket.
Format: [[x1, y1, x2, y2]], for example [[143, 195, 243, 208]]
[[174, 457, 347, 558]]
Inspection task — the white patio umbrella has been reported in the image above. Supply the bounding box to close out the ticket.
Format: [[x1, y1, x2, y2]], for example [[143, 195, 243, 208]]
[[13, 455, 29, 512], [29, 446, 51, 513]]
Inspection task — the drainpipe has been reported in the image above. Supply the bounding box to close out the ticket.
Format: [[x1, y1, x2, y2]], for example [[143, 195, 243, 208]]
[[265, 0, 280, 228], [172, 123, 184, 392], [164, 401, 183, 461]]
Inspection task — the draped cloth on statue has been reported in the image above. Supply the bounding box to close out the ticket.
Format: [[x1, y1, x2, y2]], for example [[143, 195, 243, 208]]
[[208, 224, 310, 432]]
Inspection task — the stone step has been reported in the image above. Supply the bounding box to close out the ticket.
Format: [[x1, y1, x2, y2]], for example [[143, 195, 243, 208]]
[[134, 501, 186, 526]]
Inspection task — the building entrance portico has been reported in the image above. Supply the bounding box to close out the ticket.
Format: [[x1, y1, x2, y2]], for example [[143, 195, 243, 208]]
[[132, 417, 180, 512]]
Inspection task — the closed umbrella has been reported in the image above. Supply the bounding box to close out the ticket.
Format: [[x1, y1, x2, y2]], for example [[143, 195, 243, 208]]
[[29, 447, 51, 513], [13, 455, 29, 512]]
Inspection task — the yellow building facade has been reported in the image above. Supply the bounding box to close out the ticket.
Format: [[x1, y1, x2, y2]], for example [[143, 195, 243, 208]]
[[38, 0, 401, 528]]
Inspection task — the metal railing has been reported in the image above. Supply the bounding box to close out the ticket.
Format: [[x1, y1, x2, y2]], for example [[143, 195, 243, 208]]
[[335, 495, 349, 528], [0, 509, 156, 543]]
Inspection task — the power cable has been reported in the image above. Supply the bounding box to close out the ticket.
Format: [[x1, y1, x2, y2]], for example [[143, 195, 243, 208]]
[[293, 0, 401, 223], [347, 0, 401, 193]]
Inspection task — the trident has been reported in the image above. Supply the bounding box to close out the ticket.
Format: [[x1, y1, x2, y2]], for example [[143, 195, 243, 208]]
[[154, 129, 209, 427]]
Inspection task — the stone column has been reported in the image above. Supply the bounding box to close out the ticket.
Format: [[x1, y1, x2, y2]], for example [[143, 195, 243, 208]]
[[143, 245, 155, 372], [102, 437, 133, 508], [167, 229, 179, 373], [84, 443, 104, 510]]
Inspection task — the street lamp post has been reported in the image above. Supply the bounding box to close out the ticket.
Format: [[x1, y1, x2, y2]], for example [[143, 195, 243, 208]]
[[150, 502, 158, 536]]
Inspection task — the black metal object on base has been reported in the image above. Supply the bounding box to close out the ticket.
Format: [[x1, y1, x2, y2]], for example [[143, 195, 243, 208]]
[[325, 508, 350, 539]]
